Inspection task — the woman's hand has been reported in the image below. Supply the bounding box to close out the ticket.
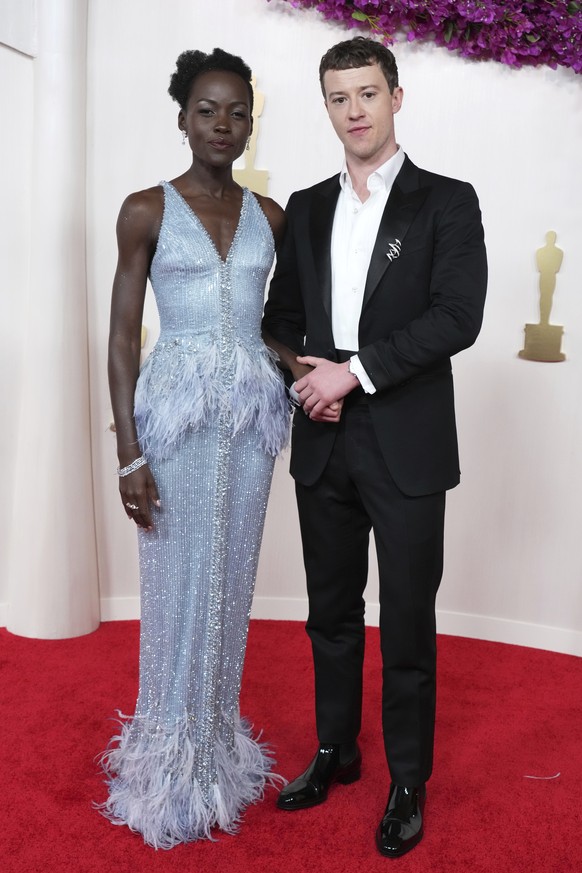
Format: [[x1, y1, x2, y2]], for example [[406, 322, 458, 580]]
[[295, 357, 359, 420], [119, 464, 161, 531]]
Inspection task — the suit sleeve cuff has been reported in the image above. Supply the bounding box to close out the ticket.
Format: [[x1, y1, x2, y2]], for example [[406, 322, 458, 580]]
[[350, 355, 377, 395]]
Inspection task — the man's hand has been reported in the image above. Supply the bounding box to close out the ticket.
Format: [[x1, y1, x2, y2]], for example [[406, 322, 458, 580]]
[[295, 356, 359, 421]]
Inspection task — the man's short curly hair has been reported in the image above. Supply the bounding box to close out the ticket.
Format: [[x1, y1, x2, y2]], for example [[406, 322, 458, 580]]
[[168, 48, 254, 112], [319, 36, 399, 97]]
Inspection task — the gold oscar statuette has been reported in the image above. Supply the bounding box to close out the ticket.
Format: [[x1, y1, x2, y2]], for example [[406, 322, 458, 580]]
[[519, 231, 565, 362], [233, 77, 269, 195], [140, 324, 148, 363]]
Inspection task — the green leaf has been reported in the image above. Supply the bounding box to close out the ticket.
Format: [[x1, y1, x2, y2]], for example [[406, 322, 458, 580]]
[[567, 2, 580, 13], [526, 33, 540, 43], [352, 11, 369, 22], [444, 20, 454, 43]]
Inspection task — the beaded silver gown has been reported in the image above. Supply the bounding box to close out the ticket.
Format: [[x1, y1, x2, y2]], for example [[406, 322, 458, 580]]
[[101, 182, 289, 848]]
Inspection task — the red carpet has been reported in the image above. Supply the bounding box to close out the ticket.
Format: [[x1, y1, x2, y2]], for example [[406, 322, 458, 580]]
[[1, 619, 581, 872]]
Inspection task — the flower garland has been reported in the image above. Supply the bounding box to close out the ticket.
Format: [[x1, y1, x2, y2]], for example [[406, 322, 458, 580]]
[[270, 1, 582, 73]]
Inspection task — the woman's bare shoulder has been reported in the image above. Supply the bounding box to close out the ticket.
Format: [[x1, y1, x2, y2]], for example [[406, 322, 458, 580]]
[[119, 184, 164, 220], [252, 192, 286, 247], [115, 185, 166, 244]]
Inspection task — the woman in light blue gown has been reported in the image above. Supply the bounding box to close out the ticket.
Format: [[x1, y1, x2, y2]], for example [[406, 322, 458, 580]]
[[101, 48, 289, 848]]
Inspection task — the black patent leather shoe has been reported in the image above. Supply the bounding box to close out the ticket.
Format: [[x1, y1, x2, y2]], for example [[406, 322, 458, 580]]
[[277, 744, 361, 810], [375, 783, 426, 857]]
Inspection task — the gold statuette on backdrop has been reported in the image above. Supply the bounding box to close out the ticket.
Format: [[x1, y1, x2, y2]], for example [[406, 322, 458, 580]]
[[519, 231, 565, 362], [140, 324, 148, 363], [233, 77, 269, 195]]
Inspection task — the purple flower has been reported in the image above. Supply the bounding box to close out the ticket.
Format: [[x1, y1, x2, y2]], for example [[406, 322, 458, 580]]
[[270, 0, 582, 74]]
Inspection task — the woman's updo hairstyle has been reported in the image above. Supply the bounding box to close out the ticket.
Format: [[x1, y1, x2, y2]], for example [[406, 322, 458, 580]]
[[168, 48, 254, 113]]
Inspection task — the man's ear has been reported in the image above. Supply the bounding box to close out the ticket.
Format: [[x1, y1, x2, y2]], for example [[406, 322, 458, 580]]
[[391, 86, 404, 115]]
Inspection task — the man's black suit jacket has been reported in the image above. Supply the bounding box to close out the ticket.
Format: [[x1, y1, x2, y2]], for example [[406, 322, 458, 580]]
[[263, 155, 488, 497]]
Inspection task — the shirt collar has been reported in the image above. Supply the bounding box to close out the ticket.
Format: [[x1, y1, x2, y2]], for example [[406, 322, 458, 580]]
[[339, 146, 405, 195]]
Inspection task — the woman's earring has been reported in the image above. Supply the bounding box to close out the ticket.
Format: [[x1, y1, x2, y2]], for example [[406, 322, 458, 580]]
[[181, 130, 187, 145], [245, 138, 250, 151]]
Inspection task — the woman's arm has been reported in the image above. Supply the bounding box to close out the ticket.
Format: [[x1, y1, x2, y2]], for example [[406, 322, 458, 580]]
[[254, 192, 286, 250], [261, 192, 340, 422], [108, 187, 162, 530]]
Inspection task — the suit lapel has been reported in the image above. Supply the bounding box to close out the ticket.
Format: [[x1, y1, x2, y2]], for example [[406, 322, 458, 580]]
[[310, 178, 340, 321], [362, 162, 429, 309]]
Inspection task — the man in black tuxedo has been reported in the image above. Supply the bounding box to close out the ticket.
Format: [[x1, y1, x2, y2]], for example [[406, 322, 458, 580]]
[[262, 36, 487, 858]]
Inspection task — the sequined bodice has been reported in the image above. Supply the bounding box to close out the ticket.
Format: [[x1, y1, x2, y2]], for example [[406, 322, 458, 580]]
[[150, 182, 272, 346], [134, 181, 288, 460]]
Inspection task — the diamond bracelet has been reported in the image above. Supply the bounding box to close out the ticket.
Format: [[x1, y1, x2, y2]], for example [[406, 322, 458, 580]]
[[117, 455, 147, 477]]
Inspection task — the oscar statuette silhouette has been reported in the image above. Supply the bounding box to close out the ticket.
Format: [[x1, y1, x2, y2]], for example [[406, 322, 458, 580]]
[[519, 231, 565, 362]]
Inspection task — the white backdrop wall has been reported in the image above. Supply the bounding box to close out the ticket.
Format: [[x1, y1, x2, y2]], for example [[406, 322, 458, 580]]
[[0, 42, 32, 619], [1, 0, 582, 653]]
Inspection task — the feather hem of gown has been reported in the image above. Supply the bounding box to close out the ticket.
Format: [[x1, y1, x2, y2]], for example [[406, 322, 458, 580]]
[[98, 712, 281, 849], [134, 338, 291, 460]]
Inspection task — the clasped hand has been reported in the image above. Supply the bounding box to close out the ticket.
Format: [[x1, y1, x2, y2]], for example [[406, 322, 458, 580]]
[[295, 355, 359, 422]]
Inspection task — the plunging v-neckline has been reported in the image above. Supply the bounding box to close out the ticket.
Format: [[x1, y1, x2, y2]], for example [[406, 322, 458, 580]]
[[167, 181, 247, 265]]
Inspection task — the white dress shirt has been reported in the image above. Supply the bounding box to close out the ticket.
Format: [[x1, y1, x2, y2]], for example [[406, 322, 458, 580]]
[[331, 147, 405, 393]]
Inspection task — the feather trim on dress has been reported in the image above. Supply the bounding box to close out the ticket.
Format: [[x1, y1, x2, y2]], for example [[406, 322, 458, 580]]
[[98, 711, 281, 849], [134, 334, 290, 460]]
